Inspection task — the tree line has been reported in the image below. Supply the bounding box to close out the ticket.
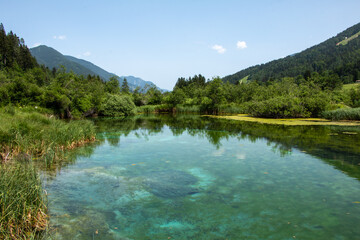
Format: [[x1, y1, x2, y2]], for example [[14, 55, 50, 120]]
[[1, 23, 360, 119]]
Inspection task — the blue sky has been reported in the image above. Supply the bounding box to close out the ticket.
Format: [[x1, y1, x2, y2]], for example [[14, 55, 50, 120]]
[[1, 0, 360, 89]]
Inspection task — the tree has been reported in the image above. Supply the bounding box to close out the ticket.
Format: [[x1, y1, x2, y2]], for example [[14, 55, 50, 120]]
[[121, 78, 130, 94], [105, 76, 120, 94]]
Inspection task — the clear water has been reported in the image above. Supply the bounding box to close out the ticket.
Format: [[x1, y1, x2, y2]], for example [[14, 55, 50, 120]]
[[44, 115, 360, 240]]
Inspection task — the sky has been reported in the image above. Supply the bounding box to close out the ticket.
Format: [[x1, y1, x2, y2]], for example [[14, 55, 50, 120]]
[[1, 0, 360, 90]]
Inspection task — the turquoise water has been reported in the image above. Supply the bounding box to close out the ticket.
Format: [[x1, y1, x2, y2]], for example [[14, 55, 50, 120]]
[[44, 116, 360, 239]]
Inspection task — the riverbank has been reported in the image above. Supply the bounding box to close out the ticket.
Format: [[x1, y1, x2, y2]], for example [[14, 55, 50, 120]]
[[0, 107, 96, 239]]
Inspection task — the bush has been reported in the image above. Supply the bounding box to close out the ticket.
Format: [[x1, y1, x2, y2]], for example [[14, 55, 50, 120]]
[[248, 96, 310, 118], [100, 94, 136, 117]]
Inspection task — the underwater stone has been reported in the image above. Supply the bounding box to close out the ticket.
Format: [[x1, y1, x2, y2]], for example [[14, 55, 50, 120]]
[[143, 170, 199, 198]]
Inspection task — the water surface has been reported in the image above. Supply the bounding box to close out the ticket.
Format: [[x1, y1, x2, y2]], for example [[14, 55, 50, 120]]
[[44, 115, 360, 239]]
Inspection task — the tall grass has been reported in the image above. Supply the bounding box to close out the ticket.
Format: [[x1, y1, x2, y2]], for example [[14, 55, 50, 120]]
[[0, 107, 96, 239], [0, 107, 96, 164], [0, 163, 47, 239], [322, 107, 360, 120]]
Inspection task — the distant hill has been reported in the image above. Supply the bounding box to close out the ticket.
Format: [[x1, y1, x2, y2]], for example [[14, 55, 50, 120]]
[[64, 55, 117, 81], [30, 45, 98, 77], [223, 22, 360, 84], [30, 45, 166, 91]]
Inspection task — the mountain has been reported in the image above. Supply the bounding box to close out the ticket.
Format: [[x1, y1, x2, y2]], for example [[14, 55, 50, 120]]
[[64, 55, 117, 81], [30, 45, 98, 77], [30, 45, 165, 91], [223, 22, 360, 84]]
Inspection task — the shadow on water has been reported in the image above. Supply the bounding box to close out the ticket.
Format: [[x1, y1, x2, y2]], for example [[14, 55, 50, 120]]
[[90, 114, 360, 181]]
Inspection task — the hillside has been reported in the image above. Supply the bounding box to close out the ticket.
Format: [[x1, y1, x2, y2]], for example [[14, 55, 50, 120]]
[[223, 22, 360, 84], [30, 45, 98, 77], [65, 55, 117, 81], [30, 45, 165, 91]]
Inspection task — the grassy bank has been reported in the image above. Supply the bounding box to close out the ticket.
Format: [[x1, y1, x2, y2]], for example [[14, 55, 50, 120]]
[[0, 107, 96, 165], [0, 107, 96, 239], [322, 107, 360, 121]]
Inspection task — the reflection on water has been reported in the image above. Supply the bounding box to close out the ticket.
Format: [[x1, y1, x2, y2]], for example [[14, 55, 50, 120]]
[[44, 115, 360, 239]]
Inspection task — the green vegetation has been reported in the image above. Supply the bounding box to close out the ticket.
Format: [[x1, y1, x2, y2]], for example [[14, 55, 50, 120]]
[[342, 82, 360, 91], [213, 114, 360, 126], [223, 22, 360, 85], [0, 107, 96, 238], [2, 21, 360, 238], [322, 107, 360, 121], [0, 108, 95, 164], [337, 31, 360, 46], [0, 163, 47, 239]]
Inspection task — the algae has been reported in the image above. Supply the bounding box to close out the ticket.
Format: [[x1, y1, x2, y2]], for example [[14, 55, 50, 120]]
[[209, 114, 360, 126]]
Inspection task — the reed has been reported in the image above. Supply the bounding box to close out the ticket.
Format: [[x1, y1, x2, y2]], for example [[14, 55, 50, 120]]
[[0, 108, 96, 164], [0, 163, 47, 239], [322, 107, 360, 120], [0, 107, 96, 239]]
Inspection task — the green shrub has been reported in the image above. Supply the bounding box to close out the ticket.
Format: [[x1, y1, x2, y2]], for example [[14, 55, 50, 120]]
[[100, 94, 135, 117], [248, 96, 310, 118]]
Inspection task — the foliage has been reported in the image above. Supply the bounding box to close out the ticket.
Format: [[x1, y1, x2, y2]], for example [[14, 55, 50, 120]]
[[99, 94, 135, 117], [0, 23, 38, 71], [121, 78, 130, 94]]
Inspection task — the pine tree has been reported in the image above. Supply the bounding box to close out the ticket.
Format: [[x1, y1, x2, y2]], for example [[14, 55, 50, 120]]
[[121, 78, 130, 94]]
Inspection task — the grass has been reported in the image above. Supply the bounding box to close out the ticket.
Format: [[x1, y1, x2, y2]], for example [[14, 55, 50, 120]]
[[322, 107, 360, 121], [211, 114, 360, 126], [342, 83, 360, 91], [0, 107, 96, 165], [0, 163, 47, 239], [239, 75, 249, 84], [0, 106, 96, 239], [336, 31, 360, 46]]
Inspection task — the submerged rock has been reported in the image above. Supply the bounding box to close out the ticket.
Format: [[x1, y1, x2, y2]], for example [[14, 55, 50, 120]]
[[143, 170, 199, 198]]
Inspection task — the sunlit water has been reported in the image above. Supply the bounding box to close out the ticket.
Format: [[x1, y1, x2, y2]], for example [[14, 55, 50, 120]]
[[44, 116, 360, 240]]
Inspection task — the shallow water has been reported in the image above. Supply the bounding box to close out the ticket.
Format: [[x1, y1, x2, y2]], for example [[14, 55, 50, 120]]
[[44, 115, 360, 239]]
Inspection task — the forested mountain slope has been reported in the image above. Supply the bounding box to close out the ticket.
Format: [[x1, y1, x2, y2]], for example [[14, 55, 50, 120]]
[[30, 45, 98, 77], [30, 45, 165, 91], [223, 22, 360, 84]]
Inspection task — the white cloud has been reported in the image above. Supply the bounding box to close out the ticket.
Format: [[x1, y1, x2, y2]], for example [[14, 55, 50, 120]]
[[32, 42, 42, 48], [83, 51, 91, 56], [53, 35, 67, 40], [212, 44, 226, 54], [237, 41, 247, 49]]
